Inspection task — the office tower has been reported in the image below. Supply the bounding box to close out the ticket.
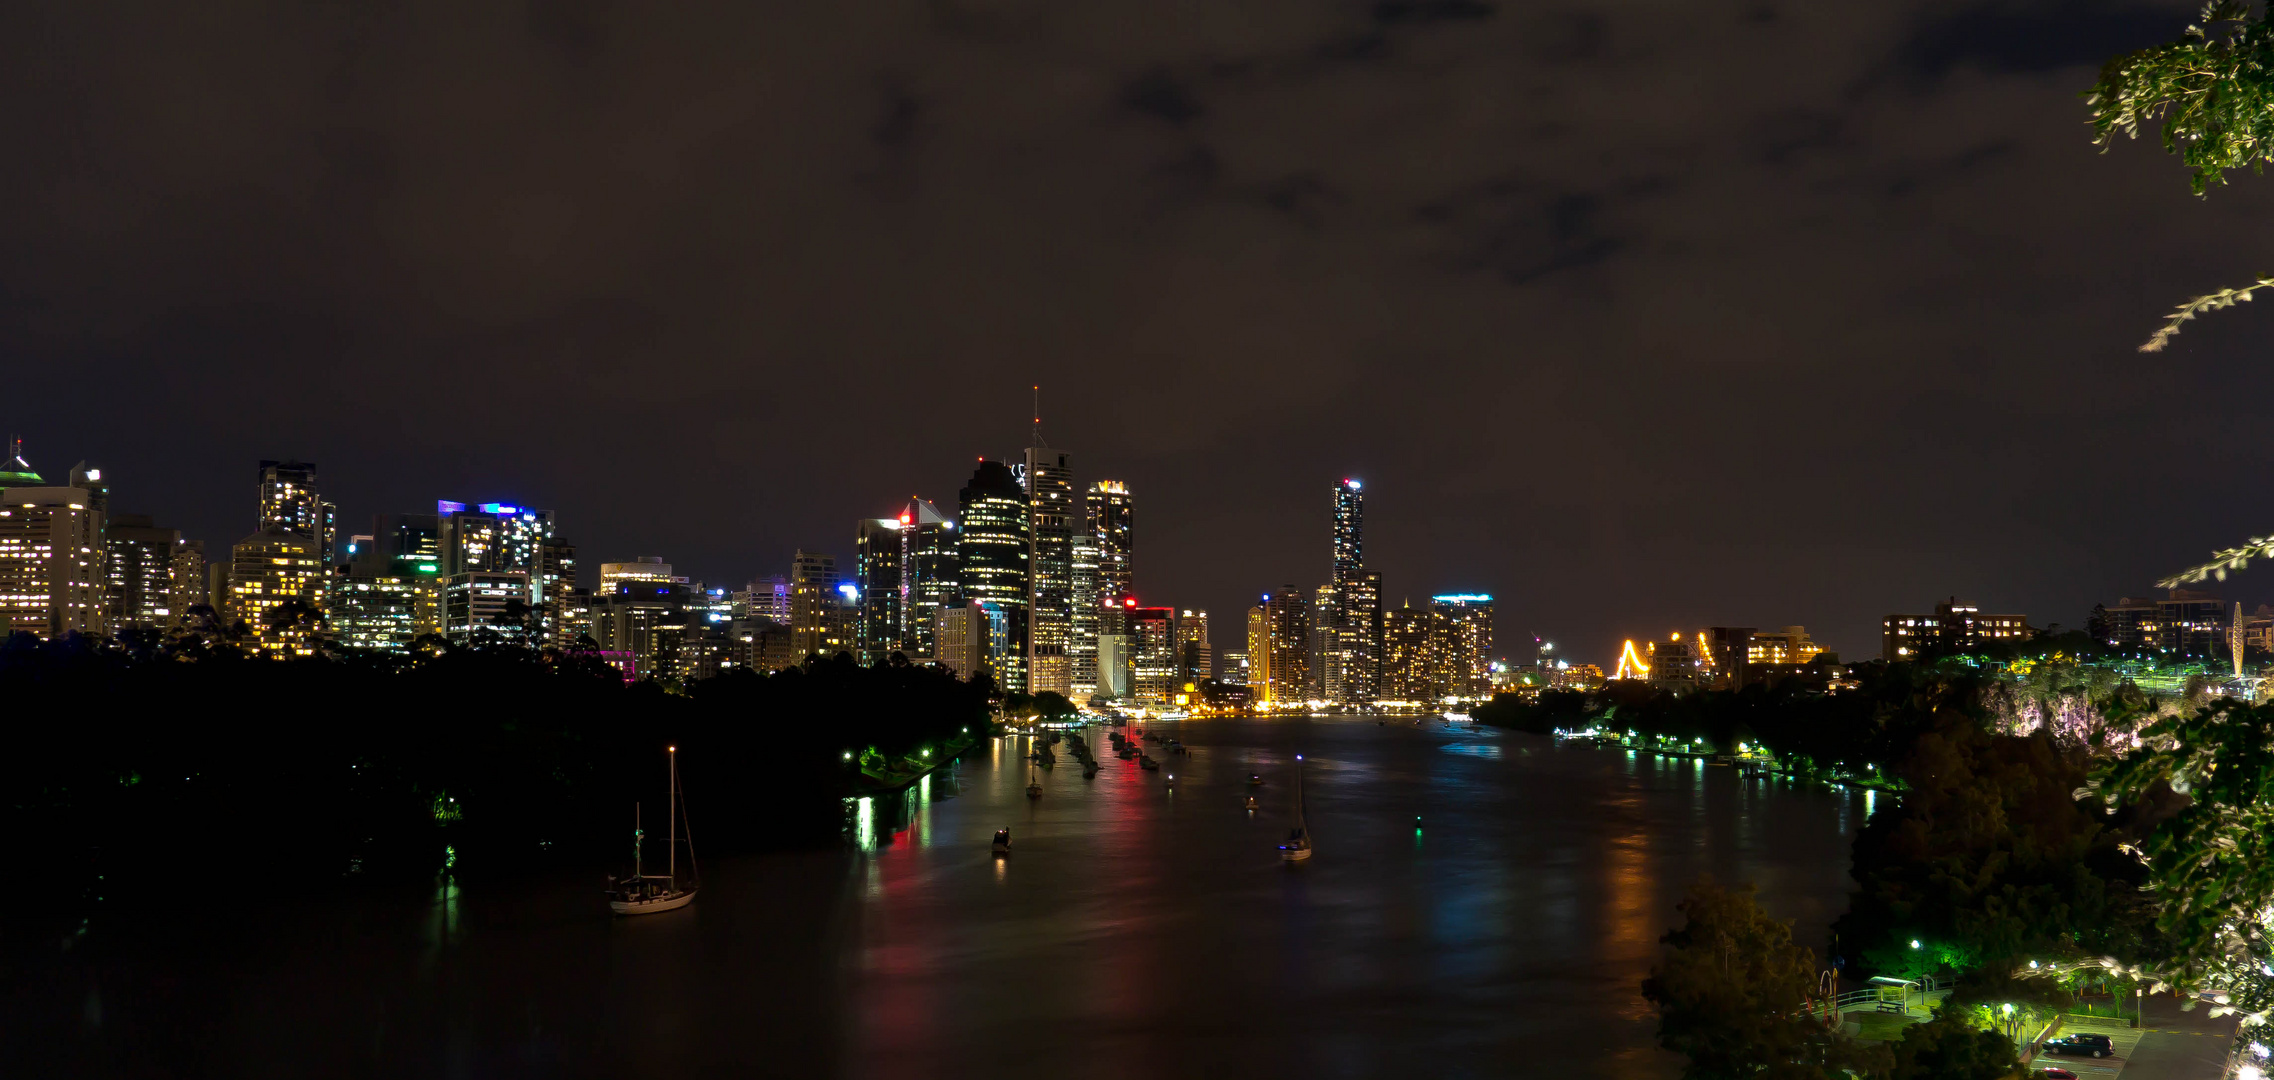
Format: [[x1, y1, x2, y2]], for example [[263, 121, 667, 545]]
[[377, 514, 444, 635], [1218, 650, 1248, 685], [1246, 605, 1271, 696], [230, 527, 327, 656], [1429, 594, 1495, 697], [330, 536, 422, 653], [540, 538, 582, 646], [1025, 446, 1075, 696], [0, 440, 40, 487], [734, 575, 792, 626], [1310, 583, 1339, 700], [443, 572, 535, 642], [438, 501, 553, 585], [1264, 587, 1311, 706], [168, 539, 206, 628], [103, 513, 185, 634], [1070, 535, 1099, 696], [591, 578, 699, 682], [257, 460, 333, 560], [0, 448, 107, 639], [958, 460, 1030, 693], [600, 557, 678, 591], [1086, 481, 1133, 605], [1382, 603, 1433, 702], [789, 550, 855, 659], [855, 517, 905, 665], [1128, 606, 1176, 702], [898, 498, 957, 660], [1176, 608, 1212, 682]]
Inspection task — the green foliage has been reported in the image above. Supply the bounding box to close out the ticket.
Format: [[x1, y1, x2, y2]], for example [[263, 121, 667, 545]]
[[2087, 1, 2274, 195], [1834, 704, 2151, 987], [1032, 691, 1078, 721], [1643, 878, 1880, 1080], [1882, 1014, 2025, 1080], [2096, 697, 2274, 1011]]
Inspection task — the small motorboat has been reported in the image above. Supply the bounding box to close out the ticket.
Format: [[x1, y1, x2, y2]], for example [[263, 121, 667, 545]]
[[992, 828, 1012, 855], [1246, 773, 1265, 787], [1138, 756, 1159, 771], [1083, 761, 1100, 778], [1244, 795, 1259, 811], [1165, 774, 1176, 790]]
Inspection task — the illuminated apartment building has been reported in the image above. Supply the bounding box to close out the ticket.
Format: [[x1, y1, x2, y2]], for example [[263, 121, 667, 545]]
[[229, 527, 327, 656]]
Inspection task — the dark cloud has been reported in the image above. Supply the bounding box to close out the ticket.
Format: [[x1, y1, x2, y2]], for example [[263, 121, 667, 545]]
[[0, 0, 2263, 666], [1897, 0, 2185, 76]]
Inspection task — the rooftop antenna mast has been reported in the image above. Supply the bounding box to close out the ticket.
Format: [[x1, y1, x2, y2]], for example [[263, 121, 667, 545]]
[[1031, 384, 1048, 447]]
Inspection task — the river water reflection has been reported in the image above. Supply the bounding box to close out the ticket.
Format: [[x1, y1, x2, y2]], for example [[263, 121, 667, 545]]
[[13, 716, 1869, 1079]]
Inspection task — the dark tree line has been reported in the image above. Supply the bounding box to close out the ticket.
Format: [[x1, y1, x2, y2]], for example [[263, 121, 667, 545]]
[[1, 634, 990, 930]]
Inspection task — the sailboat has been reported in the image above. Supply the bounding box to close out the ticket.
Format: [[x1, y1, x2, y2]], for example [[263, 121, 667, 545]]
[[1278, 753, 1312, 863], [1027, 768, 1044, 799], [608, 746, 699, 915]]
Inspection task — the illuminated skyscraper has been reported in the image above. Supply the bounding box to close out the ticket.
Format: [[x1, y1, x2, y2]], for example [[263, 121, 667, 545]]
[[1381, 603, 1433, 702], [1177, 608, 1212, 682], [789, 549, 845, 659], [168, 539, 206, 628], [1024, 446, 1075, 696], [1130, 605, 1176, 702], [1429, 594, 1495, 698], [1086, 481, 1133, 604], [257, 460, 335, 560], [898, 498, 957, 660], [855, 516, 904, 664], [1246, 605, 1271, 696], [229, 528, 326, 656], [1328, 478, 1379, 704], [1262, 587, 1310, 705], [331, 536, 421, 653], [958, 460, 1030, 693], [1070, 535, 1099, 696]]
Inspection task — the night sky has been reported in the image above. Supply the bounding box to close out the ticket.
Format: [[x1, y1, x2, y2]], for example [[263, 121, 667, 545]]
[[4, 0, 2265, 665]]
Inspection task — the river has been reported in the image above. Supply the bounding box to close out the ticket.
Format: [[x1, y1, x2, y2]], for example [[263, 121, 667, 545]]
[[10, 714, 1872, 1078]]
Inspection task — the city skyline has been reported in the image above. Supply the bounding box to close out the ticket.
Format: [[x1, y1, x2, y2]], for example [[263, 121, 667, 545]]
[[9, 427, 2269, 670]]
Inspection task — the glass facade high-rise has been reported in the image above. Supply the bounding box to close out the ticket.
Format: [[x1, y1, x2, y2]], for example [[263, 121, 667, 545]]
[[1024, 447, 1075, 696], [1086, 481, 1133, 604], [855, 516, 904, 665], [898, 498, 957, 661], [957, 460, 1030, 693]]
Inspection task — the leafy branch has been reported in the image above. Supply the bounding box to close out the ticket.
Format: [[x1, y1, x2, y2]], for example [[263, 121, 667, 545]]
[[2087, 2, 2274, 347], [2140, 275, 2274, 353]]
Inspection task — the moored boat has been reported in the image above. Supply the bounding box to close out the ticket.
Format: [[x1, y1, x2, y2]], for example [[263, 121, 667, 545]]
[[607, 746, 699, 915]]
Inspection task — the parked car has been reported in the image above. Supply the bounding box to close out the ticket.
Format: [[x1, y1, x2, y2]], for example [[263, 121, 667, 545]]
[[2042, 1034, 2113, 1058], [2036, 1068, 2078, 1080]]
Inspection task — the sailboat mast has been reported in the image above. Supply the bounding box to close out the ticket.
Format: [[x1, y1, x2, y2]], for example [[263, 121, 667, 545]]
[[634, 802, 643, 878], [667, 746, 678, 884]]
